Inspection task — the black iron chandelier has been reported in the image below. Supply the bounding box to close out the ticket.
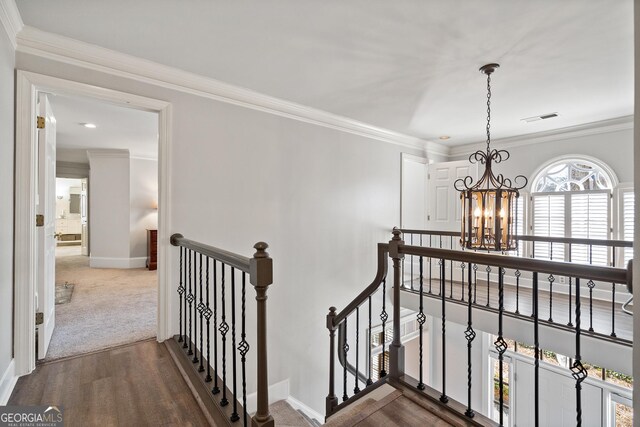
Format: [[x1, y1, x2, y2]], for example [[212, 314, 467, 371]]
[[454, 63, 527, 251]]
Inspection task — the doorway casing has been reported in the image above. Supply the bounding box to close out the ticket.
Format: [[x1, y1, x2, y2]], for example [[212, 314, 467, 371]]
[[14, 70, 172, 375]]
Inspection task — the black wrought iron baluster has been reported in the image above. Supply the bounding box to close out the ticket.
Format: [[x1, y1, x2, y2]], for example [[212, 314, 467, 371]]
[[197, 253, 204, 369], [204, 257, 212, 382], [417, 256, 426, 390], [410, 233, 414, 290], [192, 254, 199, 363], [533, 272, 539, 427], [178, 247, 184, 343], [367, 296, 373, 386], [380, 278, 388, 378], [473, 264, 478, 303], [212, 260, 220, 395], [450, 236, 454, 298], [568, 246, 573, 327], [230, 268, 240, 421], [587, 280, 595, 332], [495, 267, 508, 427], [515, 270, 521, 314], [570, 278, 587, 427], [219, 264, 229, 406], [342, 317, 349, 402], [611, 247, 617, 338], [460, 262, 465, 302], [183, 248, 188, 349], [548, 274, 555, 322], [239, 273, 249, 426], [464, 262, 475, 418], [429, 235, 433, 294], [440, 258, 448, 404], [187, 249, 194, 355], [485, 265, 491, 307], [354, 307, 360, 394]]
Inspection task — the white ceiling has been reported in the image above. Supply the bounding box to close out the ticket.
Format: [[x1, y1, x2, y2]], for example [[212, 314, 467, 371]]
[[48, 94, 158, 164], [17, 0, 634, 146]]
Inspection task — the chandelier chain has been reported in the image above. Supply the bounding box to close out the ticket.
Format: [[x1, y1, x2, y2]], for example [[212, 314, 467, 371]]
[[486, 73, 491, 153]]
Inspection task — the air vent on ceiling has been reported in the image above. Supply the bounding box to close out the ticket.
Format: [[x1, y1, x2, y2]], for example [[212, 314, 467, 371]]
[[521, 112, 559, 123]]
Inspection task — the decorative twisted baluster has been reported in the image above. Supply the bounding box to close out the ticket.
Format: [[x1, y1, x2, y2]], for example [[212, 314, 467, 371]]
[[570, 278, 587, 427], [567, 246, 573, 327], [473, 264, 478, 303], [440, 258, 448, 404], [183, 248, 188, 349], [219, 264, 229, 406], [449, 236, 454, 298], [178, 247, 185, 343], [239, 273, 250, 426], [367, 296, 373, 386], [410, 233, 414, 290], [379, 278, 388, 378], [494, 267, 508, 426], [417, 256, 426, 390], [464, 262, 475, 418], [460, 262, 466, 301], [611, 248, 617, 337], [354, 307, 360, 394], [187, 250, 194, 355], [533, 272, 539, 427], [212, 260, 220, 394], [342, 318, 349, 401], [230, 268, 240, 421], [204, 257, 213, 382], [196, 253, 203, 368], [548, 274, 555, 322]]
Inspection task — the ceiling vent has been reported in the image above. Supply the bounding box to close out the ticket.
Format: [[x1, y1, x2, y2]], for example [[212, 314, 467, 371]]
[[521, 113, 559, 123]]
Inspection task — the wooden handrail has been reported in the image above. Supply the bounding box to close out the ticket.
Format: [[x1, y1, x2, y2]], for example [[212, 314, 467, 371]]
[[171, 233, 251, 272], [399, 245, 629, 284], [397, 228, 633, 248], [331, 243, 389, 328]]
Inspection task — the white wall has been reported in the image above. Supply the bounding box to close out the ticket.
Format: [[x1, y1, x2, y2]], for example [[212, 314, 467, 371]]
[[130, 157, 158, 259], [449, 127, 634, 189], [15, 51, 426, 414], [0, 21, 15, 404], [87, 150, 131, 267]]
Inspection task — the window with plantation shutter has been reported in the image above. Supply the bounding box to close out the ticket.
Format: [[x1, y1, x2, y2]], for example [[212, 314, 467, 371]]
[[622, 191, 634, 265], [510, 194, 526, 256], [570, 191, 610, 265], [532, 194, 565, 260]]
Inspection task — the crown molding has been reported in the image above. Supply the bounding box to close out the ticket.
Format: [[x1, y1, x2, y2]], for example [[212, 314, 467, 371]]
[[448, 115, 634, 157], [16, 26, 442, 154], [0, 0, 23, 48], [86, 149, 130, 159]]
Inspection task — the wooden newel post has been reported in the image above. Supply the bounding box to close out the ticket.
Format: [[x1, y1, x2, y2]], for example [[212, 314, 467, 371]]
[[250, 242, 274, 427], [389, 227, 405, 379], [326, 307, 338, 417]]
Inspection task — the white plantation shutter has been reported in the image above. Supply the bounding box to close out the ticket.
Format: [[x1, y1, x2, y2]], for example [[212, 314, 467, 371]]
[[532, 194, 565, 260], [570, 192, 610, 265], [510, 194, 526, 256], [622, 191, 634, 265]]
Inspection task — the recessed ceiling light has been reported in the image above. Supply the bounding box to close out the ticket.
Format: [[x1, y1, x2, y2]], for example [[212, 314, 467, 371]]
[[81, 123, 97, 129], [439, 135, 450, 140]]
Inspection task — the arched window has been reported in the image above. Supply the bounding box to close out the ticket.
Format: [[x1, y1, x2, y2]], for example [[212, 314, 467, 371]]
[[530, 158, 617, 265]]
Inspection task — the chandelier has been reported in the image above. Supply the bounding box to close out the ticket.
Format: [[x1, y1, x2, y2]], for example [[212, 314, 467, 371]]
[[454, 63, 527, 251]]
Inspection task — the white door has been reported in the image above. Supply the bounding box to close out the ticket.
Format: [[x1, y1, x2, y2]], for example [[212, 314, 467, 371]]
[[400, 154, 428, 229], [80, 178, 89, 256], [36, 93, 57, 359], [426, 160, 478, 232]]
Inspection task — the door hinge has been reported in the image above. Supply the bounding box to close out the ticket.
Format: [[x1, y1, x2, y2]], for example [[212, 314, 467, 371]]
[[35, 312, 44, 325], [427, 214, 431, 221], [36, 116, 45, 129], [36, 214, 44, 227], [427, 173, 431, 180]]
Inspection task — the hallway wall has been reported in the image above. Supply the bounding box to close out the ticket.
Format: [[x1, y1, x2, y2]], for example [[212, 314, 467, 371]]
[[15, 51, 426, 414], [0, 23, 15, 403]]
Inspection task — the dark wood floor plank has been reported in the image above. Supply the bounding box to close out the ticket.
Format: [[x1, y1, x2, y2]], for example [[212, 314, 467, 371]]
[[8, 339, 210, 427]]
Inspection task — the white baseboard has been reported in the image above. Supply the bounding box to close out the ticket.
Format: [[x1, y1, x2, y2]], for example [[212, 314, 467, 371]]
[[89, 256, 148, 269], [245, 378, 290, 414], [0, 359, 18, 405], [286, 395, 324, 423]]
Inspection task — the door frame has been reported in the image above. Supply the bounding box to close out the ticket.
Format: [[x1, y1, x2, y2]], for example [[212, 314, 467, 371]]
[[14, 70, 173, 375]]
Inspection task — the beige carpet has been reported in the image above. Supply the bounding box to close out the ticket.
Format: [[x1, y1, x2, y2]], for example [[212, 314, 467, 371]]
[[46, 247, 157, 361]]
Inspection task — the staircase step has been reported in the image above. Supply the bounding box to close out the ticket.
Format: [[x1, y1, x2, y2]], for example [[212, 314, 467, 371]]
[[296, 409, 322, 426], [269, 400, 315, 427]]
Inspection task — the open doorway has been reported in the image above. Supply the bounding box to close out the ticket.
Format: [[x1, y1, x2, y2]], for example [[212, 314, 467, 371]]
[[37, 92, 160, 361]]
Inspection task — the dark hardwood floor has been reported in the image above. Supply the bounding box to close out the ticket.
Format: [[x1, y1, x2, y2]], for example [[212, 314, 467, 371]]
[[8, 339, 210, 427]]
